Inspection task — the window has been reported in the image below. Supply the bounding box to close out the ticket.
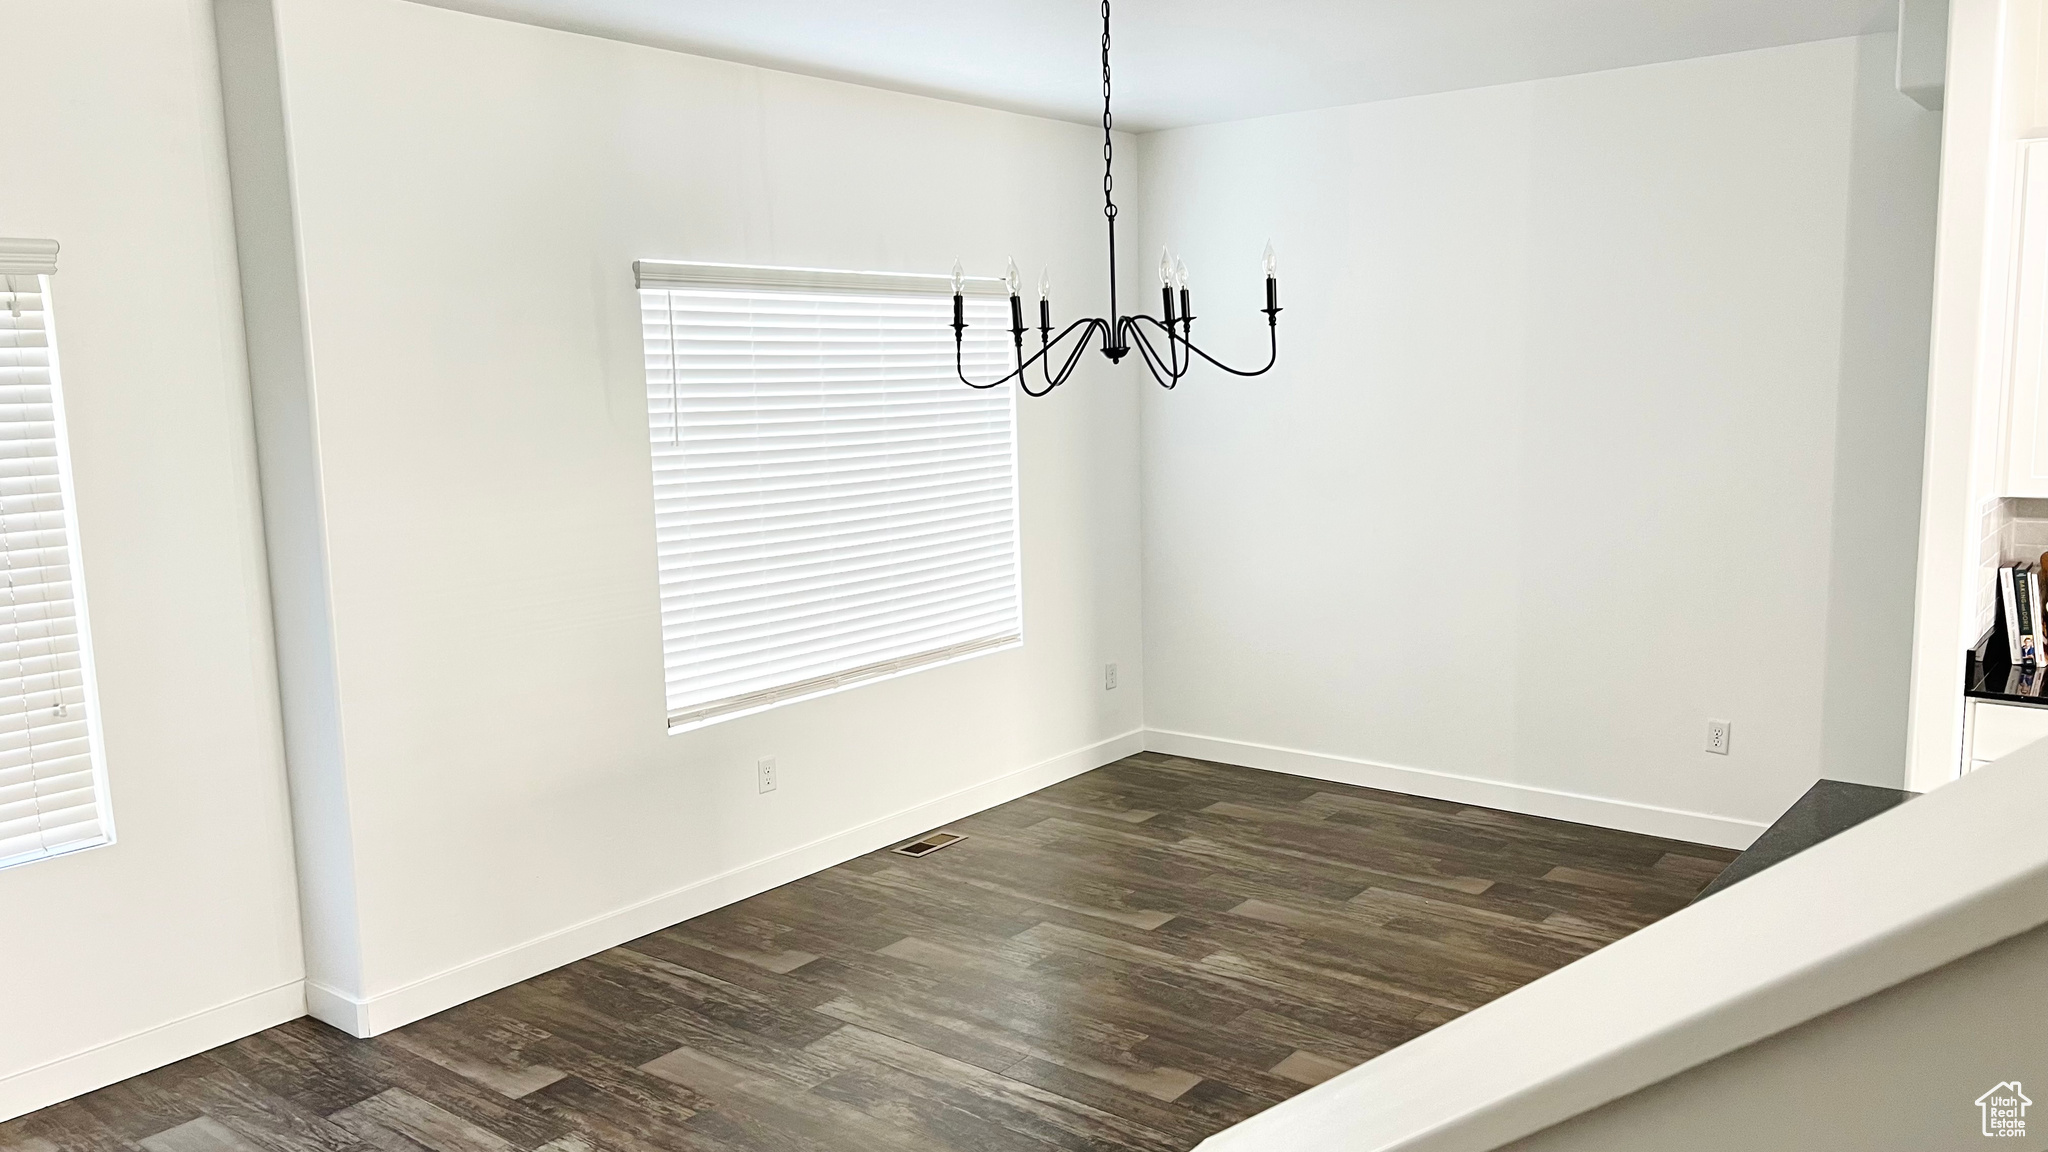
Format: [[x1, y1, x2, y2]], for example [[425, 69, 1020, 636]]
[[0, 239, 110, 868], [637, 260, 1023, 731]]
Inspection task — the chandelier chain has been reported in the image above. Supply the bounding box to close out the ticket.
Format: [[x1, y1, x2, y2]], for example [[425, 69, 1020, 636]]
[[1101, 0, 1115, 222]]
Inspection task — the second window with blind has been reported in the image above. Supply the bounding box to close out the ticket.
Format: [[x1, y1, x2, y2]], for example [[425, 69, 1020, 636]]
[[0, 239, 111, 870], [637, 262, 1023, 732]]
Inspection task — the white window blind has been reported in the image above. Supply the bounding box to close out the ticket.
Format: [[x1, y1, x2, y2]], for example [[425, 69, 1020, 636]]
[[0, 239, 110, 869], [636, 260, 1023, 731]]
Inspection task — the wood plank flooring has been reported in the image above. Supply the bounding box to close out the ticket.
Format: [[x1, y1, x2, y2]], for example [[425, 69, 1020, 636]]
[[0, 753, 1735, 1152]]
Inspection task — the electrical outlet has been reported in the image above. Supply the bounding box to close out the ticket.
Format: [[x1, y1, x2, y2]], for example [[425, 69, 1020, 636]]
[[757, 756, 777, 793], [1105, 663, 1119, 690], [1705, 720, 1731, 756]]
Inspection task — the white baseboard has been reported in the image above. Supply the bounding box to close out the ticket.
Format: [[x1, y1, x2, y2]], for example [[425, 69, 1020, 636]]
[[303, 980, 371, 1038], [1145, 729, 1766, 850], [0, 980, 306, 1123], [311, 727, 1148, 1038]]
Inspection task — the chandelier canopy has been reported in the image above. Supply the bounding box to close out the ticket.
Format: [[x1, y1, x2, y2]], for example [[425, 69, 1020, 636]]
[[950, 0, 1283, 396]]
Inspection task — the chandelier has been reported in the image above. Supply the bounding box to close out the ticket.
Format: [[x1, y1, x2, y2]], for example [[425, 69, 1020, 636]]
[[949, 0, 1282, 396]]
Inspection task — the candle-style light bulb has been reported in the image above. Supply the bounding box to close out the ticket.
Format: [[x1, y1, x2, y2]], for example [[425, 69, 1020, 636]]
[[1003, 258, 1024, 336], [1261, 241, 1280, 316], [949, 259, 966, 338], [1158, 246, 1173, 287], [1174, 258, 1189, 291], [1038, 268, 1051, 302]]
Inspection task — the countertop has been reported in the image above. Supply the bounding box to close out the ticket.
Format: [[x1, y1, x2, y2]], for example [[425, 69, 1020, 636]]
[[1967, 651, 2048, 706], [1691, 778, 1915, 903]]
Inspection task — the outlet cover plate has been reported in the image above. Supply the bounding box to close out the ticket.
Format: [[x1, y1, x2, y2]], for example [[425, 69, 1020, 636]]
[[1706, 720, 1731, 756]]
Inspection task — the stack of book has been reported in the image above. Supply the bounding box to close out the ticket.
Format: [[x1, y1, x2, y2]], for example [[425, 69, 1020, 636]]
[[2000, 561, 2045, 667]]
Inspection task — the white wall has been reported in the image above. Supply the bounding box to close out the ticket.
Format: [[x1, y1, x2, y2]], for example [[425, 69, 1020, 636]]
[[1503, 918, 2048, 1152], [0, 0, 305, 1121], [250, 0, 1145, 1031], [1137, 35, 1940, 844]]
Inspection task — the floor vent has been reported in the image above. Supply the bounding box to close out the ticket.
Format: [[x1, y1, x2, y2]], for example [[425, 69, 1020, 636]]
[[892, 831, 967, 857]]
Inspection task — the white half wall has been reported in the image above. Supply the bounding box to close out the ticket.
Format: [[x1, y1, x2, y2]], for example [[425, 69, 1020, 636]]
[[0, 0, 305, 1121], [245, 0, 1146, 1032], [1136, 35, 1941, 838], [1502, 919, 2048, 1152]]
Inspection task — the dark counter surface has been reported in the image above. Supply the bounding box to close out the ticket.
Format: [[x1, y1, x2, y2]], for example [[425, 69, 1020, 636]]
[[1692, 779, 1915, 903], [1967, 654, 2048, 706], [1966, 614, 2048, 705]]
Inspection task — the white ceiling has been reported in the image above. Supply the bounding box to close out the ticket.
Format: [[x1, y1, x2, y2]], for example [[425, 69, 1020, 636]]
[[406, 0, 1900, 132]]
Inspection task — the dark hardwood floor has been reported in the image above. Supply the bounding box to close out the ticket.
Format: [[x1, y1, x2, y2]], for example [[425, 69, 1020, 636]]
[[0, 753, 1735, 1152]]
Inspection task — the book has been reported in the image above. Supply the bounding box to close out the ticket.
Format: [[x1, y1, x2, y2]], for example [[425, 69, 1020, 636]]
[[2003, 564, 2022, 663], [2018, 563, 2040, 667], [2023, 561, 2039, 660]]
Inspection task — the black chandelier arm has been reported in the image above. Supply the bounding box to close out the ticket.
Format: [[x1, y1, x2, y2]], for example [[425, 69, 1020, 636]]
[[1126, 329, 1179, 390], [953, 315, 1105, 392], [1117, 316, 1189, 389], [1017, 317, 1110, 398], [1039, 317, 1107, 392], [1122, 313, 1281, 379], [1136, 296, 1197, 381], [1155, 303, 1192, 380]]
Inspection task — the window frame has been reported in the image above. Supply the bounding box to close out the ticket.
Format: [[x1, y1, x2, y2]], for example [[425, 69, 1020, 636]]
[[635, 259, 1026, 733]]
